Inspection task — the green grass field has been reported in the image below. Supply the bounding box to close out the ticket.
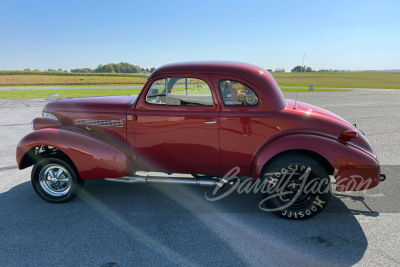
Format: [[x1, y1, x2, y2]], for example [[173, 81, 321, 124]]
[[0, 71, 396, 99], [0, 70, 147, 77], [0, 71, 399, 88], [0, 74, 147, 86], [0, 88, 347, 99], [0, 83, 145, 88], [272, 71, 400, 89]]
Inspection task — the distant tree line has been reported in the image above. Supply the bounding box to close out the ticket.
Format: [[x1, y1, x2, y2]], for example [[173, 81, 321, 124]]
[[291, 66, 313, 72], [71, 62, 156, 74], [0, 70, 147, 77], [15, 62, 156, 74], [291, 66, 341, 72], [70, 68, 92, 73], [23, 68, 68, 72]]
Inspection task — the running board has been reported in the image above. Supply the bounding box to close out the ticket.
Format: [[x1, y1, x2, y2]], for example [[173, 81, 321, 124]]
[[105, 176, 222, 187]]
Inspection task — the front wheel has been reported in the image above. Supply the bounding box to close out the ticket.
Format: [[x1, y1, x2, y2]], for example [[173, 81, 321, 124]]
[[261, 154, 331, 220], [31, 158, 83, 203]]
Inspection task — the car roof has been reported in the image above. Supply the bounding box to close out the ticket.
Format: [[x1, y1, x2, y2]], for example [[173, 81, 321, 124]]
[[152, 61, 266, 76]]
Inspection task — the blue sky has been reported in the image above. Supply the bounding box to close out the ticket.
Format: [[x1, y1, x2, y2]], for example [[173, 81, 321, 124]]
[[1, 0, 399, 71]]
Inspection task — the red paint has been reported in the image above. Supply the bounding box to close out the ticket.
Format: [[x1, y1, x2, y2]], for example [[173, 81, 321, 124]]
[[16, 61, 382, 191], [32, 117, 61, 130], [17, 127, 130, 179]]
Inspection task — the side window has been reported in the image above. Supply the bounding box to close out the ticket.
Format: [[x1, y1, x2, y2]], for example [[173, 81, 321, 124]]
[[146, 79, 166, 104], [146, 77, 213, 106], [219, 80, 258, 106]]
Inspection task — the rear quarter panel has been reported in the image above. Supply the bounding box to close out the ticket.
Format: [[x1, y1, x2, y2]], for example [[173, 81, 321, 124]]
[[251, 133, 380, 191]]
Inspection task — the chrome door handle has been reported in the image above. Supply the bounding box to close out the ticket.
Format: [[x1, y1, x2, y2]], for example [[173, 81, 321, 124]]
[[203, 120, 217, 124]]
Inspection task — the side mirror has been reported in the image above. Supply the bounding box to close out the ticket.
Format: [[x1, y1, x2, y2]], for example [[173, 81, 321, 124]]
[[149, 88, 159, 95]]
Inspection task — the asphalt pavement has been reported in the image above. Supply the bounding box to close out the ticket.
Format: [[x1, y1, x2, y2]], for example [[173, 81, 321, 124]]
[[0, 88, 399, 266]]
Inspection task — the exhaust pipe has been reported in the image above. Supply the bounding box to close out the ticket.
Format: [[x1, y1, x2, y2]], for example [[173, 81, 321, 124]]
[[105, 176, 220, 187], [379, 174, 386, 182]]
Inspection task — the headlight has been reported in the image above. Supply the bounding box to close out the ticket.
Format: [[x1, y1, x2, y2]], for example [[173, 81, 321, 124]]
[[42, 112, 58, 121]]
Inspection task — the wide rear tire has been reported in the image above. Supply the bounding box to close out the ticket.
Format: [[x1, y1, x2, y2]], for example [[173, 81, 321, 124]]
[[261, 154, 331, 220]]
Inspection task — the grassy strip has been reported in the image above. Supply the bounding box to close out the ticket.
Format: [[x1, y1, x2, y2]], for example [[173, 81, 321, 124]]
[[1, 72, 399, 88], [0, 83, 145, 88], [272, 72, 400, 89], [280, 88, 348, 92], [0, 71, 147, 77], [0, 75, 147, 86], [0, 88, 347, 99], [278, 83, 400, 89]]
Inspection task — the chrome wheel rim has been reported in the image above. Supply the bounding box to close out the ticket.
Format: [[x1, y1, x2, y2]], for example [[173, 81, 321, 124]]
[[39, 164, 72, 197], [276, 165, 317, 208]]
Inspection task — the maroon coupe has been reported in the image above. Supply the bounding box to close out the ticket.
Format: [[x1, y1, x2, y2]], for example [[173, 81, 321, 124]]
[[16, 62, 385, 219]]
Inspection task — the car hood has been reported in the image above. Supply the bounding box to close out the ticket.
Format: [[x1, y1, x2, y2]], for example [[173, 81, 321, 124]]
[[43, 95, 138, 141], [44, 95, 136, 115]]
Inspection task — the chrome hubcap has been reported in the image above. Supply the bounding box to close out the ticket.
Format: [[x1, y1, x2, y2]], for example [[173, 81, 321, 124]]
[[39, 164, 72, 197]]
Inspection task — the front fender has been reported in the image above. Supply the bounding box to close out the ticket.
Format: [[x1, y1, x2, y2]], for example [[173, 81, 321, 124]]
[[17, 128, 131, 179], [251, 133, 380, 191]]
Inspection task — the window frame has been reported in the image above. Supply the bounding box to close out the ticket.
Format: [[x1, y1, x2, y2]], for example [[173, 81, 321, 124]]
[[145, 78, 167, 105], [218, 79, 260, 107], [143, 74, 219, 110]]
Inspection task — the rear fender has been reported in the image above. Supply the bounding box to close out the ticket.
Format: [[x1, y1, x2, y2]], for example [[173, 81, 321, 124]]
[[17, 128, 131, 179], [251, 133, 380, 191]]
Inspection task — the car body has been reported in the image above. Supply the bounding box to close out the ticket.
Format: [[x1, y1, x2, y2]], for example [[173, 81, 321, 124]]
[[16, 61, 385, 219]]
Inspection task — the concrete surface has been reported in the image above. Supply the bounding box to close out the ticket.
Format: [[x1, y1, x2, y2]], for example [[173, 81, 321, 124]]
[[0, 88, 399, 266]]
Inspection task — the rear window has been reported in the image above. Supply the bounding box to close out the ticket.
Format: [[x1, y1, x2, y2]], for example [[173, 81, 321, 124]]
[[219, 80, 258, 106]]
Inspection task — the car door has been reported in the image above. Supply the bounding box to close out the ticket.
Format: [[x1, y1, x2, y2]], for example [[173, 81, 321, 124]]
[[211, 74, 271, 176], [133, 73, 220, 175]]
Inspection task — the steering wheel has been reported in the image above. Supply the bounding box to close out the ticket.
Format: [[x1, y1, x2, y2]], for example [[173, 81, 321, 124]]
[[149, 96, 162, 104], [245, 92, 257, 105]]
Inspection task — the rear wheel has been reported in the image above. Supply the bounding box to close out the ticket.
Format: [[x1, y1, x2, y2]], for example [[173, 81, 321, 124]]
[[261, 154, 331, 220], [31, 158, 83, 203]]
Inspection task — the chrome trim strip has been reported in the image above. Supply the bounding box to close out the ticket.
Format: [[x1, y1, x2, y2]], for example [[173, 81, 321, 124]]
[[76, 119, 124, 127]]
